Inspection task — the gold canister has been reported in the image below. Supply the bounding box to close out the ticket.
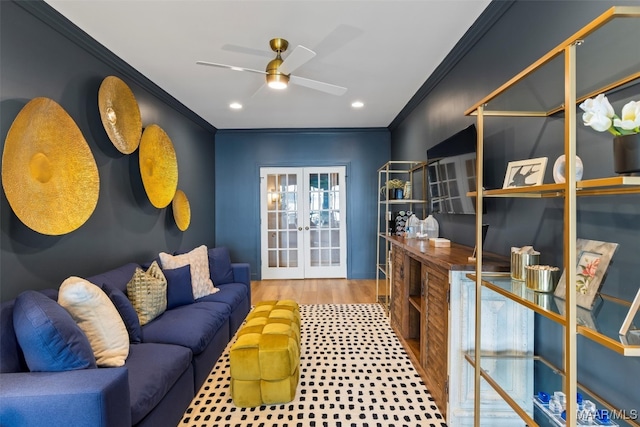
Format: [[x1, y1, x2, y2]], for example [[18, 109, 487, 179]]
[[511, 250, 540, 281], [525, 265, 559, 293]]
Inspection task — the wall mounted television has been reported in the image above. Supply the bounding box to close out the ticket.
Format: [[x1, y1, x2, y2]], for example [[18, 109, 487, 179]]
[[426, 124, 479, 215]]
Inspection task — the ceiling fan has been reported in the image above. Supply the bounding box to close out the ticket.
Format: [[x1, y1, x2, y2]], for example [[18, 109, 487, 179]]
[[196, 38, 347, 96]]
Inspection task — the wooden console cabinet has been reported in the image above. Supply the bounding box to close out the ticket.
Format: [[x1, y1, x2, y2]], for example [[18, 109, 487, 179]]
[[386, 236, 532, 425]]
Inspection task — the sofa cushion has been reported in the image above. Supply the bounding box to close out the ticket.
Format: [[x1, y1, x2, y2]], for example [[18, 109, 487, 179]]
[[159, 245, 218, 299], [101, 283, 143, 343], [58, 277, 129, 368], [196, 282, 248, 311], [127, 261, 167, 326], [1, 300, 24, 373], [164, 264, 194, 310], [86, 262, 140, 294], [125, 342, 192, 425], [208, 247, 234, 285], [141, 302, 230, 355], [12, 290, 96, 372]]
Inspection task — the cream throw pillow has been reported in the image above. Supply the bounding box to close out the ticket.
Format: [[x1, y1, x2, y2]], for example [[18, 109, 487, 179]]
[[159, 245, 218, 299], [58, 277, 129, 367], [126, 261, 167, 326]]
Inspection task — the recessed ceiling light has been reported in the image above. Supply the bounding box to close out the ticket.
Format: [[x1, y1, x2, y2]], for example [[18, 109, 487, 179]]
[[230, 102, 242, 110], [351, 101, 364, 108]]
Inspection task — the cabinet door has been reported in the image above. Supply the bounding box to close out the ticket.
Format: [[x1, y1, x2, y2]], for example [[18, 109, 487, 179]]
[[391, 247, 406, 333], [422, 261, 449, 419], [447, 271, 534, 426]]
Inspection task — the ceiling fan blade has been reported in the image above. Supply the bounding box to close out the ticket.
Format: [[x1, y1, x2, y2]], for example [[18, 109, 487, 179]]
[[290, 75, 347, 96], [196, 61, 266, 75], [278, 45, 316, 75], [221, 43, 273, 58]]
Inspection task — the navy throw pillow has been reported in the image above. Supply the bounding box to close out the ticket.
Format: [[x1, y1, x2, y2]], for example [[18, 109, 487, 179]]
[[102, 283, 143, 343], [13, 290, 96, 372], [208, 247, 234, 285], [164, 264, 194, 309]]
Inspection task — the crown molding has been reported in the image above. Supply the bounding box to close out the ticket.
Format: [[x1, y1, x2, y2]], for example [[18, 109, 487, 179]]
[[388, 0, 515, 131], [15, 0, 217, 134]]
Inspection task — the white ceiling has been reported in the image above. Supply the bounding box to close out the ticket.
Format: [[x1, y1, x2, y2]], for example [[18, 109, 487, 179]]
[[45, 0, 491, 130]]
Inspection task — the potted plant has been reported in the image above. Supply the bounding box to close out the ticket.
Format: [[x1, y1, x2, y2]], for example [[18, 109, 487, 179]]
[[380, 179, 405, 200], [579, 94, 640, 174]]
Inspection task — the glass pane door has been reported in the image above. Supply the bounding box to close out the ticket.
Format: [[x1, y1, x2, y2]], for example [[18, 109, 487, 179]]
[[260, 166, 347, 279], [304, 167, 347, 278], [261, 168, 304, 279]]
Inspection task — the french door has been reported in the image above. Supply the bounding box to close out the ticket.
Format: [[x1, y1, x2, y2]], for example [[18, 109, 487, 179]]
[[260, 166, 347, 279]]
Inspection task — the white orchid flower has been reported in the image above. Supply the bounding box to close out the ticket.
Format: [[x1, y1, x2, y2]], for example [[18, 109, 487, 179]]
[[580, 93, 639, 136], [583, 111, 613, 133], [613, 100, 640, 132], [579, 93, 615, 117]]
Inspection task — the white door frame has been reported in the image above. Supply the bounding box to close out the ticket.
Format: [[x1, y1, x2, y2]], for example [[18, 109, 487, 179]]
[[260, 166, 347, 279]]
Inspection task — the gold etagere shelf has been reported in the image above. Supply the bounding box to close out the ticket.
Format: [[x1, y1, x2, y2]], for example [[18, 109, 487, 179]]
[[463, 353, 640, 427], [376, 161, 427, 314], [468, 273, 640, 357], [468, 177, 640, 199], [465, 6, 640, 427]]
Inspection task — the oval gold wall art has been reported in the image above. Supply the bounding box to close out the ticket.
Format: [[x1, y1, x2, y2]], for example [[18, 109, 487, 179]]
[[1, 97, 100, 235], [98, 75, 142, 154], [139, 124, 178, 208], [172, 189, 191, 231]]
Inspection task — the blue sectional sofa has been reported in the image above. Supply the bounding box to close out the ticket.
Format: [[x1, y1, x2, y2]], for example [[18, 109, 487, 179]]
[[0, 246, 250, 427]]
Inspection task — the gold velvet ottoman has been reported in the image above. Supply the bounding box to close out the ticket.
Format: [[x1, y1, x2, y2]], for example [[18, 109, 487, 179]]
[[230, 300, 301, 407]]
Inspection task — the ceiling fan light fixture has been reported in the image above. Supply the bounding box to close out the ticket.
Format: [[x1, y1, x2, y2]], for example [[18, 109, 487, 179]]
[[266, 73, 289, 90]]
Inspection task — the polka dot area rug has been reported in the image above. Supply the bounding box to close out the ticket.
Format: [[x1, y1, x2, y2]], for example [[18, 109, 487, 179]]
[[181, 304, 447, 427]]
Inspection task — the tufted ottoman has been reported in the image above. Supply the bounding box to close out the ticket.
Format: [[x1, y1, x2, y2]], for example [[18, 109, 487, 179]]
[[229, 300, 301, 407]]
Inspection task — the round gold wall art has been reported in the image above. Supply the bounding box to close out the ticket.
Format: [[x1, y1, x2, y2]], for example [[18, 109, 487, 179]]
[[98, 75, 142, 154], [1, 97, 100, 235], [139, 124, 178, 208], [172, 189, 191, 231]]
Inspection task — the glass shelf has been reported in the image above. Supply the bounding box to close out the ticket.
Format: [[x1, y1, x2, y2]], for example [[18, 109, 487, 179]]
[[379, 199, 427, 204], [465, 354, 640, 427], [468, 273, 640, 356], [467, 177, 640, 199]]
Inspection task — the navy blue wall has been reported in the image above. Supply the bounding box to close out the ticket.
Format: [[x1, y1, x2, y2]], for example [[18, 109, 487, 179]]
[[391, 0, 639, 416], [214, 129, 390, 280], [1, 1, 217, 301]]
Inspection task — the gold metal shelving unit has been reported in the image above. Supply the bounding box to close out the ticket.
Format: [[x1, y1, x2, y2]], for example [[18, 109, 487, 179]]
[[468, 273, 640, 357], [375, 161, 426, 314], [465, 6, 640, 427]]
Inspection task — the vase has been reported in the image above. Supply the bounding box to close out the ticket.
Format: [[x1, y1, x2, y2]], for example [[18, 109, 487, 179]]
[[613, 133, 640, 175], [386, 189, 396, 200], [552, 154, 583, 183]]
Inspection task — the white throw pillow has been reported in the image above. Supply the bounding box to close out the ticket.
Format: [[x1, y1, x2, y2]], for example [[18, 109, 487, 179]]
[[159, 245, 218, 299], [58, 277, 129, 367]]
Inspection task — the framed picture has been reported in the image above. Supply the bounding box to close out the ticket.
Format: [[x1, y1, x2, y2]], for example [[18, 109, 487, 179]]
[[502, 157, 548, 189], [555, 295, 603, 331], [554, 239, 618, 309], [619, 286, 640, 337]]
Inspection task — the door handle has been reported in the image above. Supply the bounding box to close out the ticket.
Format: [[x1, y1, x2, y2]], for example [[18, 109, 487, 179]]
[[298, 227, 302, 231], [305, 226, 309, 230]]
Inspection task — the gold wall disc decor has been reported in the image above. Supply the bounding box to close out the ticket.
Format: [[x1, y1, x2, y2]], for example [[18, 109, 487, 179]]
[[139, 124, 178, 208], [1, 97, 100, 235], [98, 75, 142, 154], [172, 189, 191, 231]]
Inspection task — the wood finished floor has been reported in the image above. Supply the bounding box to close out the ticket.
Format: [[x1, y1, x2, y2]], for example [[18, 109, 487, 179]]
[[251, 279, 377, 305]]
